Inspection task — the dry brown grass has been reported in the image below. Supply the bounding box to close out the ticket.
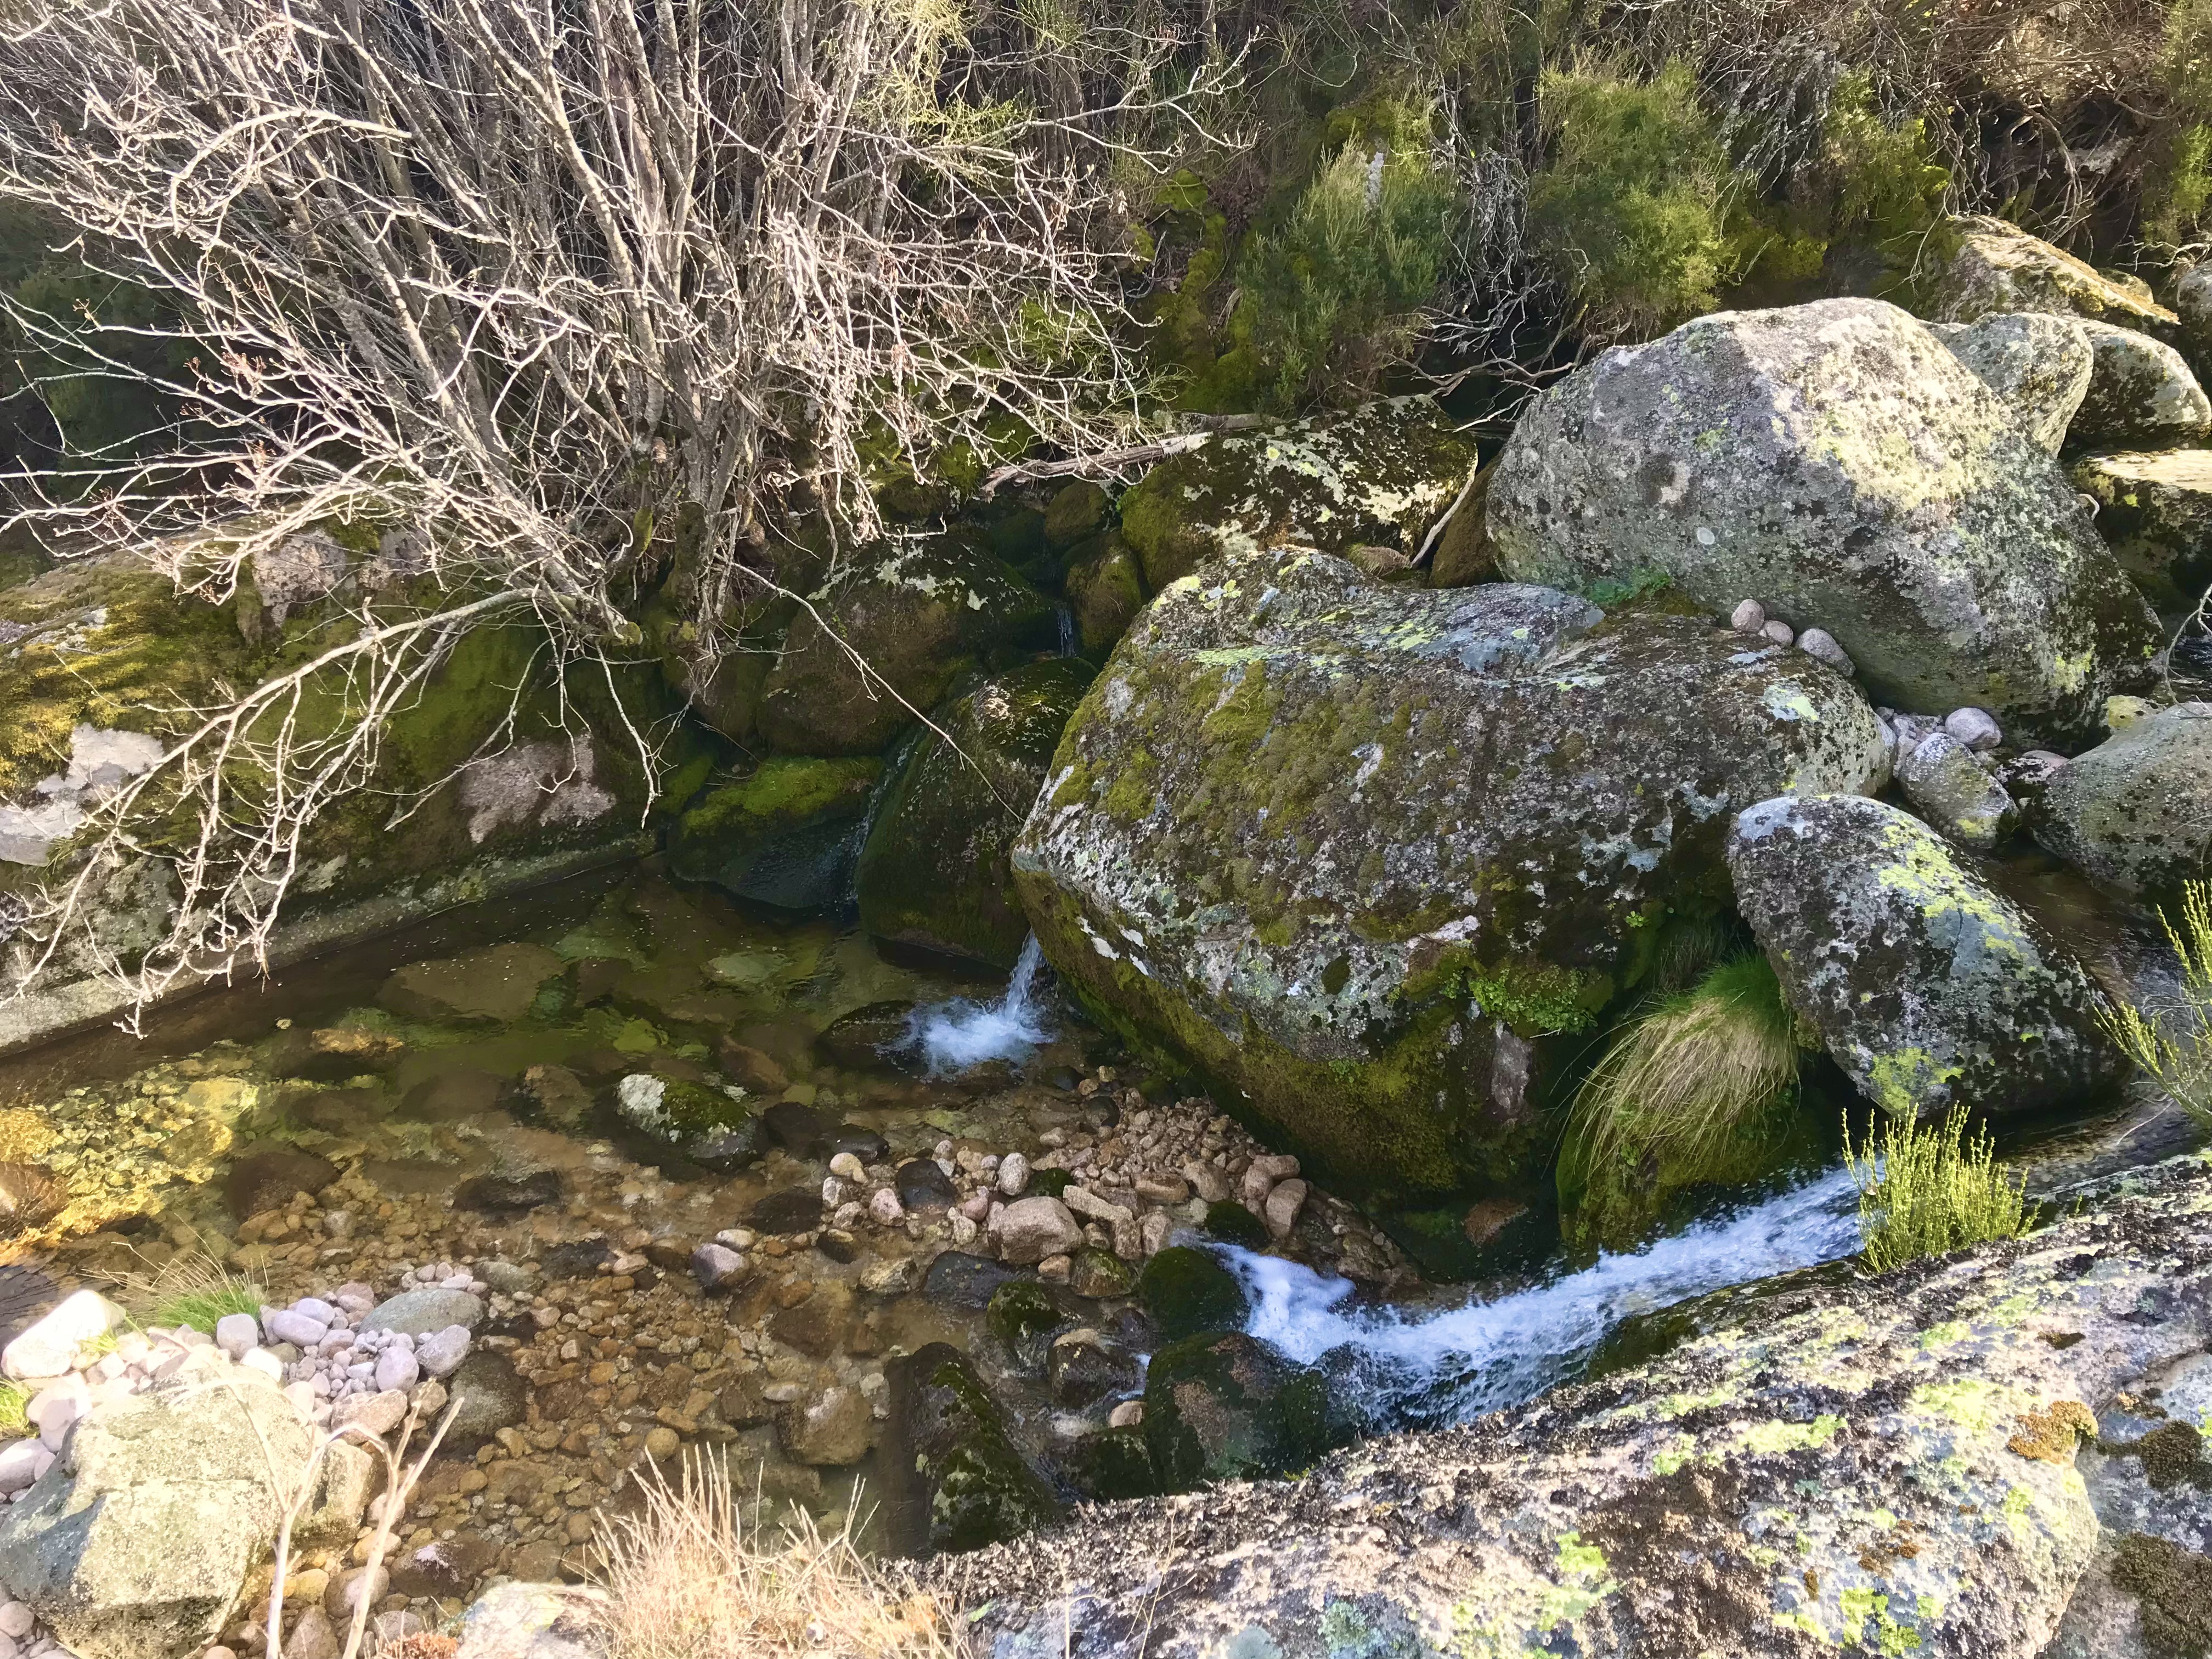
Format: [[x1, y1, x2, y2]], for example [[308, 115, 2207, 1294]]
[[588, 1457, 959, 1659]]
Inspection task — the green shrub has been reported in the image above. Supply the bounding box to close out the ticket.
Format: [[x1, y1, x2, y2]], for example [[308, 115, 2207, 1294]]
[[0, 1380, 26, 1438], [1844, 1107, 2038, 1272], [1233, 140, 1462, 405], [2098, 878, 2212, 1119], [1818, 74, 1951, 249], [1526, 60, 1729, 339], [1561, 952, 1805, 1246], [2147, 0, 2212, 245]]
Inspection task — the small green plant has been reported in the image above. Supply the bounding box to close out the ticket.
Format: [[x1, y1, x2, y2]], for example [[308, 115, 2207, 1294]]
[[116, 1251, 265, 1335], [1562, 952, 1804, 1244], [2098, 878, 2212, 1121], [1844, 1107, 2038, 1272], [0, 1381, 28, 1438]]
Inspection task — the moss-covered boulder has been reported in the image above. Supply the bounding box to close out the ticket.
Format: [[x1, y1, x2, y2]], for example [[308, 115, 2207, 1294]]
[[855, 659, 1091, 969], [2068, 321, 2212, 451], [1487, 298, 2160, 747], [1043, 481, 1113, 550], [1062, 534, 1149, 657], [887, 1342, 1061, 1555], [1142, 1331, 1346, 1489], [667, 757, 882, 911], [985, 1280, 1069, 1370], [1918, 215, 2181, 339], [755, 533, 1056, 755], [1013, 547, 1888, 1202], [1728, 793, 2118, 1119], [1138, 1245, 1251, 1344], [602, 1070, 766, 1173], [2072, 449, 2212, 615], [1929, 311, 2092, 455], [2038, 703, 2212, 906], [1116, 399, 1478, 592]]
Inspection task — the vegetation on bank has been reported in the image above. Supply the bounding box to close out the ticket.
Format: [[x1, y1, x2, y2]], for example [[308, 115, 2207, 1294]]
[[2099, 878, 2212, 1122], [1845, 1107, 2040, 1272]]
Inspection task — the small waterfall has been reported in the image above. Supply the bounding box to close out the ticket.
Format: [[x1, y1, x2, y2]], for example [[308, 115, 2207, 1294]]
[[1054, 603, 1079, 657], [1226, 1165, 1863, 1427], [901, 934, 1054, 1074]]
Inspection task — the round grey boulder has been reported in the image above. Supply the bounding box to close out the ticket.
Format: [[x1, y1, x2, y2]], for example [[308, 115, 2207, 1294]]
[[1728, 793, 2118, 1119], [2037, 702, 2212, 905], [360, 1286, 484, 1336], [1929, 311, 2092, 454], [1486, 297, 2160, 746]]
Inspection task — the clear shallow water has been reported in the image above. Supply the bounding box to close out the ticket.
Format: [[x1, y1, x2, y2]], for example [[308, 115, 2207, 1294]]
[[901, 934, 1055, 1074], [1224, 1164, 1864, 1427]]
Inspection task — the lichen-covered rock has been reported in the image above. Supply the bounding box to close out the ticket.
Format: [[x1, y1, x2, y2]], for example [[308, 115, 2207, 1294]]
[[934, 1154, 2212, 1659], [2072, 448, 2212, 614], [885, 1342, 1061, 1554], [2068, 320, 2212, 449], [1728, 793, 2116, 1119], [1929, 311, 2092, 454], [1013, 548, 1888, 1200], [1920, 215, 2182, 338], [856, 658, 1092, 970], [755, 533, 1055, 755], [2037, 702, 2212, 905], [1486, 298, 2160, 746], [666, 756, 882, 911], [1893, 730, 2019, 850], [1116, 399, 1477, 592], [1143, 1331, 1345, 1491], [601, 1071, 765, 1173], [1062, 534, 1149, 657]]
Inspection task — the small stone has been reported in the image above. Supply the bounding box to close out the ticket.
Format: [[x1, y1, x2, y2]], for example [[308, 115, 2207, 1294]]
[[1795, 627, 1854, 675], [334, 1389, 409, 1437], [215, 1313, 259, 1361], [777, 1385, 872, 1466], [691, 1243, 749, 1294], [996, 1197, 1083, 1266], [997, 1153, 1031, 1197], [1944, 706, 2003, 751], [1263, 1178, 1310, 1240], [0, 1441, 47, 1496], [949, 1212, 979, 1246], [828, 1152, 865, 1182], [868, 1189, 905, 1226], [1038, 1254, 1073, 1283], [373, 1347, 420, 1393], [1730, 599, 1766, 633], [265, 1310, 329, 1349], [1759, 618, 1795, 647], [645, 1425, 681, 1460], [1134, 1175, 1190, 1205], [1108, 1400, 1144, 1429], [857, 1257, 920, 1296], [241, 1348, 284, 1382], [2, 1291, 121, 1381], [414, 1326, 470, 1379]]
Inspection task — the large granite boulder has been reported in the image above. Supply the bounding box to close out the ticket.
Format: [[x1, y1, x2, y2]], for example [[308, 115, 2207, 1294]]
[[2072, 448, 2212, 614], [856, 658, 1092, 970], [667, 756, 883, 911], [0, 1362, 348, 1659], [755, 533, 1055, 755], [1486, 298, 2160, 746], [1728, 793, 2117, 1119], [1919, 214, 2181, 338], [937, 1153, 2212, 1659], [1116, 399, 1477, 592], [2038, 703, 2212, 906], [1012, 548, 1888, 1200], [2069, 320, 2212, 450], [1929, 310, 2092, 454]]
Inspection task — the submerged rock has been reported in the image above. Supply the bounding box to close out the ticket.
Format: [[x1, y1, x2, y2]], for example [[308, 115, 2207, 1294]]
[[1729, 793, 2117, 1119], [2070, 448, 2212, 615], [379, 943, 565, 1024], [1013, 548, 1887, 1199], [2038, 702, 2212, 906], [1486, 298, 2160, 745], [1930, 310, 2093, 454], [1115, 398, 1477, 591], [856, 658, 1092, 970], [1138, 1245, 1251, 1345], [941, 1154, 2212, 1657], [755, 533, 1055, 755], [601, 1072, 765, 1173], [886, 1342, 1060, 1553], [666, 756, 882, 912]]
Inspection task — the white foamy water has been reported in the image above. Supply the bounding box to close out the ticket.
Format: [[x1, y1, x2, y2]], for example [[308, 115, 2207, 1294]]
[[903, 934, 1055, 1074], [1226, 1164, 1863, 1426]]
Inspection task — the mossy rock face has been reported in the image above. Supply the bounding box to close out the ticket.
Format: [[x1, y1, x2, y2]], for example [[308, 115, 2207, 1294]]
[[1203, 1200, 1269, 1249], [1142, 1331, 1345, 1490], [856, 658, 1092, 970], [602, 1071, 766, 1173], [985, 1280, 1069, 1368], [1062, 534, 1149, 658], [1059, 1424, 1158, 1502], [1116, 398, 1477, 592], [1488, 298, 2161, 749], [1138, 1245, 1251, 1344], [1012, 546, 1889, 1202], [1729, 792, 2120, 1120], [2038, 703, 2212, 907], [1917, 215, 2182, 340], [667, 757, 883, 911], [755, 533, 1056, 756], [2068, 320, 2212, 452], [2072, 449, 2212, 616], [1043, 482, 1113, 550], [887, 1341, 1062, 1555]]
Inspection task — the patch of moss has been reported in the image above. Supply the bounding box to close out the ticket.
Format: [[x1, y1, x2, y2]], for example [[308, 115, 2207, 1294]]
[[986, 1281, 1066, 1359], [1138, 1244, 1251, 1343], [1205, 1200, 1270, 1248], [2110, 1420, 2212, 1491], [2113, 1532, 2212, 1657]]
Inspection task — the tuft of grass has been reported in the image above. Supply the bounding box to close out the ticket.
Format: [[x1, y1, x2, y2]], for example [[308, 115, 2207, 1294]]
[[112, 1250, 265, 1335], [0, 1380, 28, 1438], [1845, 1107, 2039, 1273], [1572, 953, 1803, 1182], [588, 1455, 956, 1659], [2098, 878, 2212, 1122]]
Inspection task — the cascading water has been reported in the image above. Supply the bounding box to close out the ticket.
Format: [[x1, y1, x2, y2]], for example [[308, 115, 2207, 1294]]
[[901, 934, 1055, 1074], [1223, 1164, 1863, 1429]]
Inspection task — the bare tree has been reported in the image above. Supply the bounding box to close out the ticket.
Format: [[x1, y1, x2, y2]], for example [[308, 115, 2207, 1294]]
[[0, 0, 1230, 1017]]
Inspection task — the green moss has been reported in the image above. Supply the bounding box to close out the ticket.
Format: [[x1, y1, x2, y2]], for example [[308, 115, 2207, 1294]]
[[1205, 1200, 1271, 1248], [986, 1281, 1066, 1358], [2112, 1532, 2212, 1657], [1138, 1245, 1251, 1343]]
